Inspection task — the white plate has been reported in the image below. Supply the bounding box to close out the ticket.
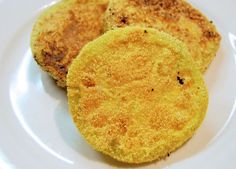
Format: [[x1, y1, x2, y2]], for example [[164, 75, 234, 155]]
[[0, 0, 236, 169]]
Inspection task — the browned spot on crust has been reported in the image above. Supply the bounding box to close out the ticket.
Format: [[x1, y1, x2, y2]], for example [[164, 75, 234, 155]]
[[32, 0, 109, 87], [120, 16, 129, 24], [82, 98, 100, 113], [82, 76, 96, 87], [177, 76, 185, 85], [109, 116, 131, 135], [178, 70, 195, 89], [203, 30, 219, 39], [92, 115, 108, 128]]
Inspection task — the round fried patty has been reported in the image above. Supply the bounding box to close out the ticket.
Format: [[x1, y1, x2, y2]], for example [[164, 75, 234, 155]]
[[104, 0, 221, 73], [31, 0, 108, 87], [67, 27, 208, 163]]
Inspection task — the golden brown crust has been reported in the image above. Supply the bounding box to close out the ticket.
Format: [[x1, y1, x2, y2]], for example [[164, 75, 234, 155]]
[[31, 0, 108, 87], [67, 27, 208, 163], [104, 0, 221, 73]]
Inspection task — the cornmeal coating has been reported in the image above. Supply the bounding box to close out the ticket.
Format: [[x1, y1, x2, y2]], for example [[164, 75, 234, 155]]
[[31, 0, 108, 87], [67, 27, 208, 163], [104, 0, 221, 73]]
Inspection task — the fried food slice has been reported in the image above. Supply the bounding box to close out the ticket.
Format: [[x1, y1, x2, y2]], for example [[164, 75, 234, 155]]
[[31, 0, 108, 87], [67, 27, 208, 163], [104, 0, 221, 73]]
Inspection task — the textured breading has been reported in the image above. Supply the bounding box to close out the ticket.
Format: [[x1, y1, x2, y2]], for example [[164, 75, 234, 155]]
[[31, 0, 108, 87], [104, 0, 221, 73], [67, 27, 208, 163]]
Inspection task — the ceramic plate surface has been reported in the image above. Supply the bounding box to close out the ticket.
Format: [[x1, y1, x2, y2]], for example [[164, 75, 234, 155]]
[[0, 0, 236, 169]]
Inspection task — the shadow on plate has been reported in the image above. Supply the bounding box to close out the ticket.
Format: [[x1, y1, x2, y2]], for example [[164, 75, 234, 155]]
[[41, 72, 66, 99]]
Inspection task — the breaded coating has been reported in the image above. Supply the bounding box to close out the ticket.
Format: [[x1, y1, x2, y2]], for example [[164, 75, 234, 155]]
[[31, 0, 108, 87], [67, 27, 208, 163], [104, 0, 221, 73]]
